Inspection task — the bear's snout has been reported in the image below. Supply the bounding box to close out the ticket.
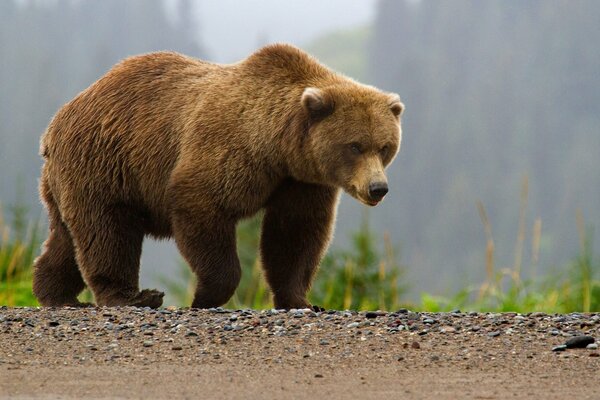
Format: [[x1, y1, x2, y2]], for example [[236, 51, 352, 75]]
[[368, 181, 388, 202]]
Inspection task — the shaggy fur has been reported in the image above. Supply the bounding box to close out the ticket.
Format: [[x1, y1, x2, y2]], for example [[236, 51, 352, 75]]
[[33, 44, 404, 309]]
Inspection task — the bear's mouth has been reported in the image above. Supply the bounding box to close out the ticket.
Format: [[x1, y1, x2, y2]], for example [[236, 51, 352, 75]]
[[361, 197, 381, 207], [346, 186, 381, 207]]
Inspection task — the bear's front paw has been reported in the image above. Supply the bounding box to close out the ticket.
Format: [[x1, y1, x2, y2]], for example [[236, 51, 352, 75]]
[[311, 304, 326, 313], [128, 289, 164, 308]]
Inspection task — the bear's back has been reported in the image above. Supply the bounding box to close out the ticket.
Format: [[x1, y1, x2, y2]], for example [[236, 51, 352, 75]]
[[41, 52, 219, 222]]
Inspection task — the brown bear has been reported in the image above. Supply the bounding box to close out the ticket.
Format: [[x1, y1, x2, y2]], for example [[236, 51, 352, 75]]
[[32, 44, 404, 309]]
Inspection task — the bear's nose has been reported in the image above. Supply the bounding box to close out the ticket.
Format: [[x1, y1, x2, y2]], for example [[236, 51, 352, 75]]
[[368, 182, 388, 201]]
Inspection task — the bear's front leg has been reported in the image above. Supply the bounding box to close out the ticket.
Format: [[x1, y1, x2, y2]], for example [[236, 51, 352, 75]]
[[260, 180, 339, 310], [172, 208, 241, 308]]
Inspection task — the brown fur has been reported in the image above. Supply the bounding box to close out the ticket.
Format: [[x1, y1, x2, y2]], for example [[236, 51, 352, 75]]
[[33, 44, 404, 309]]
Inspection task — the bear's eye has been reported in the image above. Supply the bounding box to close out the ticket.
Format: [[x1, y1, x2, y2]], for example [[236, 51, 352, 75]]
[[350, 143, 362, 155], [380, 145, 389, 157]]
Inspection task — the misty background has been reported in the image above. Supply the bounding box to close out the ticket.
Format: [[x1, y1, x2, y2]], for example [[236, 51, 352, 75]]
[[1, 0, 598, 302]]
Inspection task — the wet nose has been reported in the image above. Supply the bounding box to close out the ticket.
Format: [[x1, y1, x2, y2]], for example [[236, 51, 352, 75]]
[[368, 182, 388, 201]]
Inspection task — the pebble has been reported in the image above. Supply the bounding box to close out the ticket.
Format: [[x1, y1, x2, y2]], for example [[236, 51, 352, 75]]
[[440, 326, 456, 333], [346, 322, 360, 329], [565, 335, 595, 349], [552, 345, 567, 352], [586, 343, 598, 350], [488, 331, 501, 338], [143, 341, 154, 347]]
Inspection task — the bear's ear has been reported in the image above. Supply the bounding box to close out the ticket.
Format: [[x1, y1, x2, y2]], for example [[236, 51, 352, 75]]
[[301, 87, 334, 118], [388, 93, 405, 118]]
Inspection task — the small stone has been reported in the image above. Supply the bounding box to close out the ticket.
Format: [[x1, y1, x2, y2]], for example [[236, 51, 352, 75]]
[[143, 340, 154, 347], [589, 352, 600, 357], [314, 374, 323, 378], [586, 343, 598, 350], [530, 312, 547, 318], [365, 312, 378, 319], [488, 331, 501, 338], [48, 321, 59, 327], [411, 341, 421, 349], [172, 346, 183, 351], [440, 326, 456, 333], [346, 322, 360, 329], [397, 355, 404, 361], [565, 335, 595, 349], [185, 331, 198, 337], [552, 345, 567, 352], [319, 339, 329, 346]]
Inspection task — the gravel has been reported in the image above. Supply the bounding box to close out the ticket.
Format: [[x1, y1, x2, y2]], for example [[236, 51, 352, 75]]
[[1, 307, 599, 399]]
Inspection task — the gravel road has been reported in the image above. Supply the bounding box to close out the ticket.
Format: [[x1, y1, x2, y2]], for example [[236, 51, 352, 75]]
[[1, 306, 599, 399]]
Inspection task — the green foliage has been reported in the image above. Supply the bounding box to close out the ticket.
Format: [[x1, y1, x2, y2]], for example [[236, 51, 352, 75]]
[[2, 202, 599, 313], [415, 200, 600, 313], [0, 204, 41, 306], [310, 214, 406, 310]]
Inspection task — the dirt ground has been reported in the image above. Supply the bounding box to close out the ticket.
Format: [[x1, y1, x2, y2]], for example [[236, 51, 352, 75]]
[[1, 307, 599, 399]]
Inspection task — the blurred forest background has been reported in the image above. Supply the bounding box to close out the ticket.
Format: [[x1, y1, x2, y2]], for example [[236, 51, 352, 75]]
[[1, 0, 599, 308]]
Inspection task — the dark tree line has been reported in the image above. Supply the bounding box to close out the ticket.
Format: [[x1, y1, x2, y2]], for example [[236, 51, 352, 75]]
[[366, 0, 600, 292]]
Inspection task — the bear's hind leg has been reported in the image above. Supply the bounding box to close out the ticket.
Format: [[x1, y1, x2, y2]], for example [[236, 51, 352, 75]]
[[67, 204, 164, 308], [33, 181, 87, 307], [260, 181, 339, 310]]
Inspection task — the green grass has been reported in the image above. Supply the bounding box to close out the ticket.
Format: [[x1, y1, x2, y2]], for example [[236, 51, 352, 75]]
[[0, 203, 41, 306], [415, 180, 600, 313], [2, 193, 598, 312]]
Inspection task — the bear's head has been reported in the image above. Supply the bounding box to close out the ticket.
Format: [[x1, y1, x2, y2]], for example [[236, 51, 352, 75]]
[[299, 84, 404, 206]]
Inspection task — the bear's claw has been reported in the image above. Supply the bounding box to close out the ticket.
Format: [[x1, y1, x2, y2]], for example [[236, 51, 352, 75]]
[[127, 289, 164, 308]]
